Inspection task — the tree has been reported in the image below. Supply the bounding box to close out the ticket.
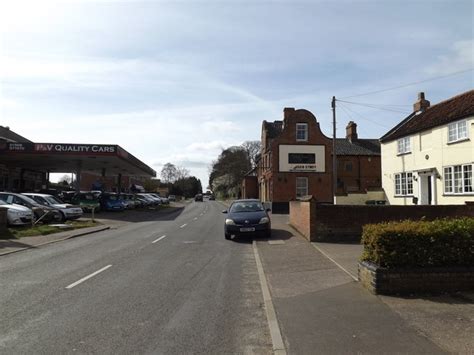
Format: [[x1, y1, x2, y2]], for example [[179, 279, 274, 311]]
[[209, 146, 251, 197], [58, 174, 72, 186], [176, 166, 190, 181], [241, 140, 261, 169], [161, 163, 178, 183]]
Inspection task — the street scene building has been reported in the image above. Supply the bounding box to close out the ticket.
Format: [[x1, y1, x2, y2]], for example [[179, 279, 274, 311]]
[[0, 126, 156, 193], [250, 107, 382, 211], [380, 90, 474, 205]]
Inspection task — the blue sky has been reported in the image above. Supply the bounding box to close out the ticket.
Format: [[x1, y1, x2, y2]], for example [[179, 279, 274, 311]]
[[1, 0, 473, 187]]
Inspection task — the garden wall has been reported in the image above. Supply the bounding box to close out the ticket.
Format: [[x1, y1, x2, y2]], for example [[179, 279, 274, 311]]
[[289, 201, 474, 242]]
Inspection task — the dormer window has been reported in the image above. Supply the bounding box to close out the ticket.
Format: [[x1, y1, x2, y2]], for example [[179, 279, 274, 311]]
[[448, 120, 468, 143], [397, 136, 411, 154], [296, 123, 308, 141]]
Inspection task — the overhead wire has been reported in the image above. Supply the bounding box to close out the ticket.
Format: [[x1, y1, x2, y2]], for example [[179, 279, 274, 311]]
[[337, 102, 392, 129], [337, 99, 411, 114], [339, 68, 474, 100]]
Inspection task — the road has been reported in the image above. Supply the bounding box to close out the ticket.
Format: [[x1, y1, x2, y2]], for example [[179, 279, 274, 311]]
[[0, 201, 272, 354]]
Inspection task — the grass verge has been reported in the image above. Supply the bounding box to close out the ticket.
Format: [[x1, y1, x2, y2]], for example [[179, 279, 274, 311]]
[[4, 220, 100, 239]]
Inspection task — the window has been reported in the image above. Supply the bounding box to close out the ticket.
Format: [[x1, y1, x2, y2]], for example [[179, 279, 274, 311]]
[[288, 153, 315, 164], [296, 177, 308, 197], [345, 162, 353, 172], [397, 137, 411, 154], [394, 172, 413, 196], [448, 120, 468, 143], [444, 164, 473, 194], [296, 123, 308, 141]]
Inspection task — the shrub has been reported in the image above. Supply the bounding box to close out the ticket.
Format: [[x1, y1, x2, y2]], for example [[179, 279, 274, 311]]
[[361, 217, 474, 268]]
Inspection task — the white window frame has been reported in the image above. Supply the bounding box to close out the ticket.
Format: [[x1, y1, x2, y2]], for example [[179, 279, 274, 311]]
[[444, 163, 473, 194], [394, 172, 413, 196], [447, 120, 468, 143], [296, 123, 308, 142], [296, 177, 308, 197], [397, 136, 411, 155]]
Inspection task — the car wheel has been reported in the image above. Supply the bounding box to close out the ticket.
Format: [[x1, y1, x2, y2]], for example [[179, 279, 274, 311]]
[[225, 233, 231, 240]]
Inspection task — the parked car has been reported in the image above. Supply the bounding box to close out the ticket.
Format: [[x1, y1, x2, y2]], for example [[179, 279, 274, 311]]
[[168, 195, 176, 202], [222, 199, 271, 240], [134, 194, 151, 207], [121, 194, 136, 209], [209, 195, 215, 200], [23, 193, 83, 221], [138, 193, 161, 206], [0, 192, 62, 223], [72, 192, 101, 213], [0, 200, 34, 226], [194, 194, 203, 202], [59, 190, 76, 203], [100, 193, 125, 211]]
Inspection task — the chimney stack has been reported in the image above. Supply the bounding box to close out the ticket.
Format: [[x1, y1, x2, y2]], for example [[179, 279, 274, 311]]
[[346, 121, 358, 142], [413, 92, 430, 112], [283, 107, 295, 120]]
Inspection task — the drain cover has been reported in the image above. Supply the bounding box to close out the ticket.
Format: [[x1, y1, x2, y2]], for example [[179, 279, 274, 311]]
[[268, 240, 285, 245]]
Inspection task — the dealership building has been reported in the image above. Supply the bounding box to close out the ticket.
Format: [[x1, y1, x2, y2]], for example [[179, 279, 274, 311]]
[[0, 126, 156, 193]]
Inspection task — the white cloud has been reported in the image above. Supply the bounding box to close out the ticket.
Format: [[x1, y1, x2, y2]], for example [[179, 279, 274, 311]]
[[425, 40, 474, 75]]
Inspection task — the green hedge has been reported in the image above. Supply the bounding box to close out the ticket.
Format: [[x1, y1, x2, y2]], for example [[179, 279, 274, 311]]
[[361, 217, 474, 268]]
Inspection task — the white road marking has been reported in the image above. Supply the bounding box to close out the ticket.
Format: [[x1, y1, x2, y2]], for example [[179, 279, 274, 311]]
[[180, 223, 187, 228], [152, 235, 167, 244], [66, 265, 112, 289], [252, 241, 287, 354], [193, 217, 198, 220]]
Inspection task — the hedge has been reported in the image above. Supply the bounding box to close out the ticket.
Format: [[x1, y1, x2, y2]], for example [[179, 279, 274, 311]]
[[361, 217, 474, 268]]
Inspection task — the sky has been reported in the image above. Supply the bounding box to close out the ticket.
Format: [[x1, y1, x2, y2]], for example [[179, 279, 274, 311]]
[[0, 0, 473, 188]]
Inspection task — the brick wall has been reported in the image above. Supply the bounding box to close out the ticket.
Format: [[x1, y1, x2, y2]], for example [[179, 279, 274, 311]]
[[289, 201, 474, 242], [242, 176, 258, 199], [289, 200, 314, 241], [359, 261, 474, 295]]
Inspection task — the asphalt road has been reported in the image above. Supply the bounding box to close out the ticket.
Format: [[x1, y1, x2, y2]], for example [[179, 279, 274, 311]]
[[0, 201, 272, 354]]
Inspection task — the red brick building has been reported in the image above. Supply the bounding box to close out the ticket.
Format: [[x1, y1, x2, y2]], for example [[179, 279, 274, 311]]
[[335, 121, 381, 195], [244, 108, 381, 212]]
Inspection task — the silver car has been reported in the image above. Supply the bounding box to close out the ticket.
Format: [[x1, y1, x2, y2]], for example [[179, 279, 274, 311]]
[[23, 193, 83, 221], [0, 200, 34, 226]]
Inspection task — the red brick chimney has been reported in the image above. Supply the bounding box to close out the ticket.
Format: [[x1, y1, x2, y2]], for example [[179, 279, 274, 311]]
[[413, 92, 430, 112], [346, 121, 358, 142], [283, 107, 295, 120]]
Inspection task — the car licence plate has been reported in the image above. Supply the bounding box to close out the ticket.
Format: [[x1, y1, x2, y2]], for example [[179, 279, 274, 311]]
[[240, 227, 255, 232]]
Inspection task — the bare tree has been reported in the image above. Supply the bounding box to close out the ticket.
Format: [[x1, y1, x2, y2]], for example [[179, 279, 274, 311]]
[[58, 174, 72, 185], [175, 166, 190, 181], [241, 140, 261, 169], [161, 163, 178, 183]]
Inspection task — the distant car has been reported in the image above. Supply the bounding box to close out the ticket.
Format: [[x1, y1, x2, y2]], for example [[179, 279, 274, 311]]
[[0, 192, 62, 223], [194, 194, 203, 202], [100, 193, 125, 211], [138, 193, 161, 206], [23, 193, 83, 221], [209, 195, 215, 201], [168, 195, 176, 202], [222, 199, 271, 240], [0, 200, 34, 226], [72, 192, 101, 213]]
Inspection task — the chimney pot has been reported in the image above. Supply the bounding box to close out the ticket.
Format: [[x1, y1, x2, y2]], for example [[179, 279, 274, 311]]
[[414, 92, 430, 112], [346, 121, 358, 142]]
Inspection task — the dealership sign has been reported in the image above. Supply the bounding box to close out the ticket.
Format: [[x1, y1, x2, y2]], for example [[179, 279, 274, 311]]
[[0, 142, 116, 155], [35, 143, 116, 154]]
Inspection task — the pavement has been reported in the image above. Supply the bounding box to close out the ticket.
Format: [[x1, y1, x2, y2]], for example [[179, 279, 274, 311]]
[[258, 214, 474, 354]]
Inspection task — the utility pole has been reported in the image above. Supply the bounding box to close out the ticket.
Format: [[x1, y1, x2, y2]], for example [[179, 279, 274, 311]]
[[332, 96, 337, 204]]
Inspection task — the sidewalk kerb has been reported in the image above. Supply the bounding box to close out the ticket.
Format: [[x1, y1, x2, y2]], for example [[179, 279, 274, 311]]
[[253, 240, 287, 355], [0, 226, 110, 257]]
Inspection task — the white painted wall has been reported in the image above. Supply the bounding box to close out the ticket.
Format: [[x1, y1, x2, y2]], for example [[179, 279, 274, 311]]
[[382, 115, 474, 205]]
